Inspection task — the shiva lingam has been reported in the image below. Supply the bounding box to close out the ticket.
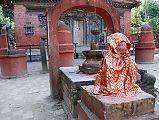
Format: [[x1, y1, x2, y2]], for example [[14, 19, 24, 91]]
[[79, 50, 107, 74]]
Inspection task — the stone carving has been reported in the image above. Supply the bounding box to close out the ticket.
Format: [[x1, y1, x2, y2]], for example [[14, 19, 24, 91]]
[[38, 14, 47, 29], [6, 25, 15, 50], [137, 69, 156, 97]]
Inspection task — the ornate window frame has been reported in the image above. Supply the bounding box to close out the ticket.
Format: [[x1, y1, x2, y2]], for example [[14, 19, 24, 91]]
[[24, 22, 34, 37]]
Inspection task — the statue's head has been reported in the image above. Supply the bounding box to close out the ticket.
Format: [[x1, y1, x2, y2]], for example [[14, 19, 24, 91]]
[[107, 33, 131, 57]]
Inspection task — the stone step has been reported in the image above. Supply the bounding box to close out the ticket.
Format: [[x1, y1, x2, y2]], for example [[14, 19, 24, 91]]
[[77, 101, 99, 120], [80, 85, 156, 120], [77, 99, 159, 120]]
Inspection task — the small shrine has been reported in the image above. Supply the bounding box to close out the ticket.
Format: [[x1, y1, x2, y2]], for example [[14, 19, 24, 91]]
[[0, 25, 27, 78], [135, 24, 156, 63]]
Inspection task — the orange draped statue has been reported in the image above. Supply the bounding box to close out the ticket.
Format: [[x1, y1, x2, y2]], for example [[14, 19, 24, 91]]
[[91, 33, 141, 97]]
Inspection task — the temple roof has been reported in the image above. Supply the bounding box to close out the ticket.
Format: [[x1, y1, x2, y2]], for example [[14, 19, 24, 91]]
[[0, 0, 140, 9], [0, 0, 59, 9], [113, 0, 141, 7]]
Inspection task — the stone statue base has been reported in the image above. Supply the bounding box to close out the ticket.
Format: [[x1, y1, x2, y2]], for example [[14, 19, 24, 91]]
[[79, 50, 107, 74], [78, 85, 159, 120], [0, 48, 27, 78], [60, 66, 96, 118]]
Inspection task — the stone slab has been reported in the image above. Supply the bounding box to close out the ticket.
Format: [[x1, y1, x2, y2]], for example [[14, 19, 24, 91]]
[[77, 101, 99, 120], [60, 66, 96, 118], [81, 85, 156, 120], [77, 100, 159, 120], [60, 66, 96, 88]]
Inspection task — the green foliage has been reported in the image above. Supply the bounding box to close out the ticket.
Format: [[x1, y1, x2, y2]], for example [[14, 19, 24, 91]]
[[131, 0, 159, 34], [131, 6, 143, 34], [2, 7, 14, 20], [145, 0, 159, 19], [0, 6, 14, 31], [148, 17, 159, 32]]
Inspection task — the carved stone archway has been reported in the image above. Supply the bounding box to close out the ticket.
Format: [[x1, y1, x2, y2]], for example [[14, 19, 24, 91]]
[[48, 0, 120, 98]]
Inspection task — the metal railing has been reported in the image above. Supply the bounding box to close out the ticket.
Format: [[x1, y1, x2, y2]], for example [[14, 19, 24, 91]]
[[16, 45, 42, 62], [16, 42, 79, 61]]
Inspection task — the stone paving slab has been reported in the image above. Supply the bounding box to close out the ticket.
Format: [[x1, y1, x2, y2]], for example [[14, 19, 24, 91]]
[[0, 53, 159, 120], [0, 72, 67, 120]]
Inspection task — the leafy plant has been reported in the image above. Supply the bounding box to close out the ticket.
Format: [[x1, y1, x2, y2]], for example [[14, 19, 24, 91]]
[[0, 6, 14, 31], [131, 0, 159, 34]]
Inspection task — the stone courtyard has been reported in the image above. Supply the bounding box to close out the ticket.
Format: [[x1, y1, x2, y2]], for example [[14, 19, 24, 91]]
[[0, 53, 159, 120], [0, 62, 67, 120]]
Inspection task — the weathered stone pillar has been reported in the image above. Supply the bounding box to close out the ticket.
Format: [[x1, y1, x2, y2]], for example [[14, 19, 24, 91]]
[[135, 24, 155, 63], [40, 40, 48, 73]]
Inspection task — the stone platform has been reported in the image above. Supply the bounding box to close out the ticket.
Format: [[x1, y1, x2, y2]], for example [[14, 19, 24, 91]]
[[60, 66, 96, 118], [60, 66, 158, 119], [78, 85, 159, 120], [0, 49, 27, 78]]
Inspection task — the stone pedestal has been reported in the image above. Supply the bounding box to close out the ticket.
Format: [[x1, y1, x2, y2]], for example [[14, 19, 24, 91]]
[[79, 50, 107, 74], [0, 49, 27, 78], [78, 85, 159, 120], [135, 24, 155, 63], [60, 66, 96, 118], [60, 66, 157, 119]]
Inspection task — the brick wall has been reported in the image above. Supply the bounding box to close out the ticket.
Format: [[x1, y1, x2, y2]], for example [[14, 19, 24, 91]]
[[14, 4, 47, 48]]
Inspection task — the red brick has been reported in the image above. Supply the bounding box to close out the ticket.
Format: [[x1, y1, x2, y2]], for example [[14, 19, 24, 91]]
[[0, 54, 27, 78], [14, 5, 46, 48], [135, 26, 155, 63], [80, 85, 155, 120]]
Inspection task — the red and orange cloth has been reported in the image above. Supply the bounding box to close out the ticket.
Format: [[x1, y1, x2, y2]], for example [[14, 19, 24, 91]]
[[91, 33, 141, 97]]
